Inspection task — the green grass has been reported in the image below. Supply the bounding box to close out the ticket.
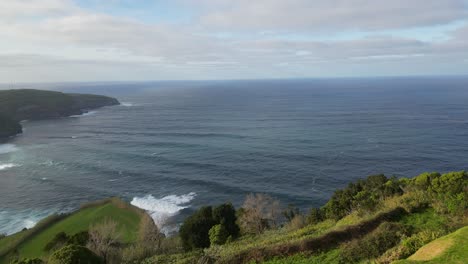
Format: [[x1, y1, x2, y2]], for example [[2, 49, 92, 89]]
[[399, 208, 448, 232], [0, 198, 144, 262], [204, 220, 336, 261], [258, 249, 341, 264], [394, 226, 468, 264]]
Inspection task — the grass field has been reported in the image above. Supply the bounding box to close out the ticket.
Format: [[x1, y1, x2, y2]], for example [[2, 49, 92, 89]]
[[0, 198, 145, 263], [394, 226, 468, 264]]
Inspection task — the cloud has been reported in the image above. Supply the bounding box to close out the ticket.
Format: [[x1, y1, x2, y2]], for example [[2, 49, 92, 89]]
[[193, 0, 468, 32], [0, 0, 467, 81]]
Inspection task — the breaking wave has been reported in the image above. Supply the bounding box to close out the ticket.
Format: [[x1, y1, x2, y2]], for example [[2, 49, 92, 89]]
[[70, 111, 97, 118], [0, 144, 19, 154], [0, 163, 19, 171], [131, 192, 196, 235]]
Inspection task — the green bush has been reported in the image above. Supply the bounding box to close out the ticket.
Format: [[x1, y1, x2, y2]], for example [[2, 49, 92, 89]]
[[10, 258, 43, 264], [49, 245, 103, 264], [306, 208, 324, 224], [209, 224, 229, 246], [323, 174, 403, 220], [180, 203, 240, 251], [212, 203, 240, 239], [179, 206, 217, 250], [340, 222, 408, 263], [400, 230, 444, 258], [44, 232, 68, 252]]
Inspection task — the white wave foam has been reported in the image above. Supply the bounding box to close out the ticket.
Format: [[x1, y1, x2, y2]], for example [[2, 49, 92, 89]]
[[70, 111, 97, 118], [131, 192, 196, 234], [120, 102, 134, 107], [0, 144, 18, 154], [0, 163, 18, 170]]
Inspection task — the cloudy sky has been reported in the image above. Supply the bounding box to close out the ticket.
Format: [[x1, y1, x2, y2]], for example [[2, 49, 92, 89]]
[[1, 0, 468, 82]]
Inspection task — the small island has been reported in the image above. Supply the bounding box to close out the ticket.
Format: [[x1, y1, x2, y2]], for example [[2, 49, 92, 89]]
[[0, 89, 120, 139]]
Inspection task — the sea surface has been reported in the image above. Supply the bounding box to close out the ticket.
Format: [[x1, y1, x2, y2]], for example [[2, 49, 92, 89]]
[[1, 77, 468, 234]]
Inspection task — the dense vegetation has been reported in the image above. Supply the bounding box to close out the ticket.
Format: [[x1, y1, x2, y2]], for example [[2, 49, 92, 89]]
[[0, 115, 22, 138], [0, 171, 466, 263], [0, 89, 119, 138]]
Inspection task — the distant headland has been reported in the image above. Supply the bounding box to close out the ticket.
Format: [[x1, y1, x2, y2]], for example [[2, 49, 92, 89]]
[[0, 89, 120, 139]]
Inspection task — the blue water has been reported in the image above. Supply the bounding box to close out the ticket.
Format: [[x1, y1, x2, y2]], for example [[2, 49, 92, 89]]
[[1, 77, 468, 234]]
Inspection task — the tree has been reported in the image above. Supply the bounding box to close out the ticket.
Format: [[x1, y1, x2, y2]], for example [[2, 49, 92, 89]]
[[179, 206, 216, 250], [209, 224, 229, 246], [139, 215, 164, 249], [49, 245, 103, 264], [122, 215, 165, 263], [87, 219, 121, 264], [179, 203, 241, 251], [212, 203, 240, 239], [239, 193, 282, 234]]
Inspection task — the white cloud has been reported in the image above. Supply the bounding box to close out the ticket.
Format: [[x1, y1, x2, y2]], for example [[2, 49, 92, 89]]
[[0, 0, 467, 81], [193, 0, 468, 32]]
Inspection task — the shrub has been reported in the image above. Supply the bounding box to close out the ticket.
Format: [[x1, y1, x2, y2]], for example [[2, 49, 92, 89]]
[[323, 174, 401, 220], [238, 193, 282, 234], [67, 231, 89, 246], [209, 224, 229, 246], [307, 208, 324, 224], [213, 203, 240, 239], [10, 259, 43, 264], [44, 232, 68, 252], [87, 219, 122, 263], [340, 222, 408, 263], [400, 230, 445, 258], [286, 214, 306, 231], [179, 206, 217, 250], [180, 203, 241, 251], [49, 245, 103, 264]]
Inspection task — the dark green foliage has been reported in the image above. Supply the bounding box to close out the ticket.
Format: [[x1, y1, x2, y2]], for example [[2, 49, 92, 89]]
[[10, 258, 43, 264], [43, 231, 90, 252], [0, 115, 22, 138], [323, 174, 403, 220], [179, 206, 217, 250], [67, 231, 89, 246], [180, 203, 241, 250], [44, 232, 68, 252], [340, 222, 408, 263], [306, 208, 324, 224], [411, 171, 468, 215], [209, 224, 229, 246], [212, 203, 240, 239], [48, 245, 103, 264]]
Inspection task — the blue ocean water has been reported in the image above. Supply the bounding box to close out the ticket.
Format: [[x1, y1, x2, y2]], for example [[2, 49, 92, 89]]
[[1, 77, 468, 234]]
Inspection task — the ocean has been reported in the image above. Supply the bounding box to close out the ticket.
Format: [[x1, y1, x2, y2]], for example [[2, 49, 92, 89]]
[[1, 77, 468, 234]]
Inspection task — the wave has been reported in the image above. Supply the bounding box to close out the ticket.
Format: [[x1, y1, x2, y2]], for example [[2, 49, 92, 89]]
[[69, 111, 97, 118], [0, 209, 51, 235], [131, 192, 196, 235], [0, 144, 19, 154], [0, 163, 19, 170], [120, 102, 134, 107]]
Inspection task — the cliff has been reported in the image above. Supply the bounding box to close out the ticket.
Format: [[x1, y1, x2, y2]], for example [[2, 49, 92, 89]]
[[0, 89, 119, 138]]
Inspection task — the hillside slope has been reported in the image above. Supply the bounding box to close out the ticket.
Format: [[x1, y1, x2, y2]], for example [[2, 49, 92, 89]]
[[0, 89, 119, 138], [394, 226, 468, 264], [0, 198, 149, 264]]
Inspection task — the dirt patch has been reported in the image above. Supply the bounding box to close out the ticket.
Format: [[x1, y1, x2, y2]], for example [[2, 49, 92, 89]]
[[409, 238, 454, 261]]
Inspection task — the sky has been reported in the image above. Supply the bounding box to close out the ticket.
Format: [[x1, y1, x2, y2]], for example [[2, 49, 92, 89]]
[[1, 0, 468, 82]]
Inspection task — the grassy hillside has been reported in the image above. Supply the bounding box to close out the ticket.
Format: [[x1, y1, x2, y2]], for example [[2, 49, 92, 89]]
[[0, 198, 147, 263], [142, 171, 467, 264], [0, 89, 119, 138], [394, 226, 468, 264], [1, 171, 465, 264]]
